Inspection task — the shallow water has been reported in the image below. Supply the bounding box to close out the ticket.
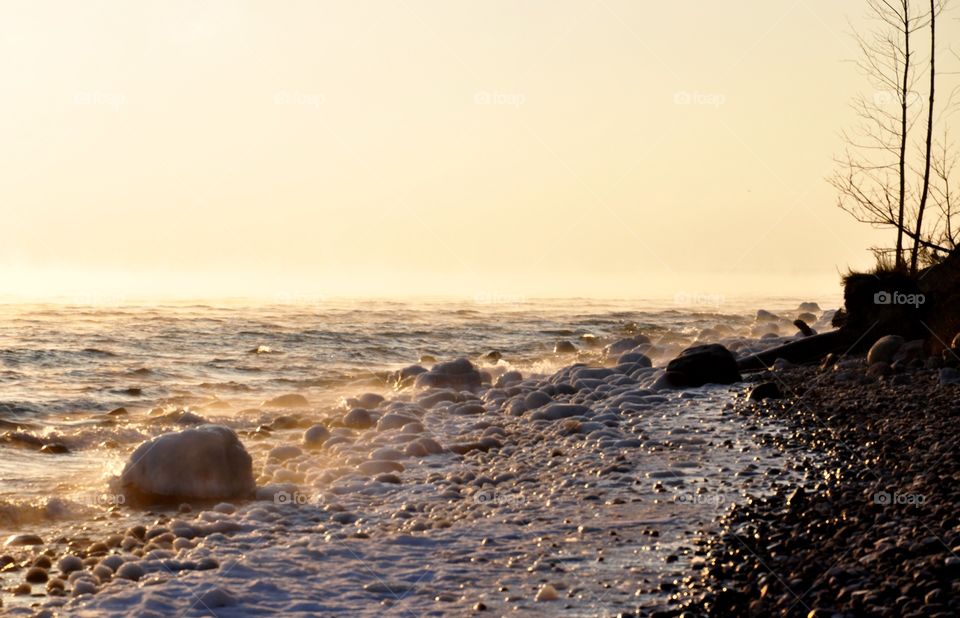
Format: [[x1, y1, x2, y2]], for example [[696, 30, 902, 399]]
[[0, 297, 835, 614]]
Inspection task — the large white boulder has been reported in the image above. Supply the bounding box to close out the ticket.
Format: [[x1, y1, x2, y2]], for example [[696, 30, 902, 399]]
[[119, 425, 255, 505]]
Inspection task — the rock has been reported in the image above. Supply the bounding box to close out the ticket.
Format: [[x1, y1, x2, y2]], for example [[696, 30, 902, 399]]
[[268, 445, 302, 461], [261, 393, 309, 408], [866, 335, 905, 365], [302, 425, 331, 449], [756, 309, 781, 322], [115, 562, 144, 581], [482, 350, 502, 363], [404, 441, 428, 457], [524, 391, 552, 410], [495, 371, 523, 388], [371, 447, 404, 461], [376, 414, 415, 431], [866, 362, 892, 378], [119, 425, 255, 505], [414, 358, 482, 390], [892, 339, 926, 363], [793, 319, 815, 337], [665, 344, 741, 387], [618, 351, 652, 366], [395, 364, 428, 386], [939, 367, 960, 386], [197, 586, 238, 608], [72, 579, 97, 595], [108, 407, 128, 416], [604, 336, 650, 358], [748, 382, 783, 401], [358, 460, 404, 475], [4, 534, 43, 547], [25, 567, 48, 583], [58, 556, 83, 575], [413, 437, 444, 455], [342, 408, 374, 430], [530, 404, 590, 421], [356, 393, 384, 408], [535, 583, 560, 601], [798, 301, 821, 312]]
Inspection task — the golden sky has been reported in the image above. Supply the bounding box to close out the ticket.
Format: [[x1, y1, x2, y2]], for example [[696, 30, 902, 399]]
[[3, 0, 957, 301]]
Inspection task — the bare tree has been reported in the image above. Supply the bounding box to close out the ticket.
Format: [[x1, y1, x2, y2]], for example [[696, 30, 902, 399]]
[[831, 0, 928, 269]]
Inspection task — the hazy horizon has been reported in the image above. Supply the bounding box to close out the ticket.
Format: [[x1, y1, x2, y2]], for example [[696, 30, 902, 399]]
[[4, 0, 959, 300]]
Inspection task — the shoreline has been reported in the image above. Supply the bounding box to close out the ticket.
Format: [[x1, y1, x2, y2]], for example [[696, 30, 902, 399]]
[[677, 360, 960, 617], [1, 347, 800, 615]]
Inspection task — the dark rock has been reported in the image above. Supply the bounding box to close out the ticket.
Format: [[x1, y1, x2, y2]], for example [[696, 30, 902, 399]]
[[40, 443, 69, 454], [794, 319, 815, 337], [867, 335, 905, 365], [414, 358, 482, 390], [666, 344, 741, 387], [342, 408, 374, 429], [748, 382, 783, 401]]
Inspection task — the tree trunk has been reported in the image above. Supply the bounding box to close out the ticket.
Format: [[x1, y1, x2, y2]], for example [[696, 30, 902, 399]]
[[911, 0, 935, 274], [896, 1, 912, 270]]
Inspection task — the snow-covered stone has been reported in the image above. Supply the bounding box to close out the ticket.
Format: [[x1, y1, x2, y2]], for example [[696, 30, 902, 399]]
[[119, 425, 255, 505]]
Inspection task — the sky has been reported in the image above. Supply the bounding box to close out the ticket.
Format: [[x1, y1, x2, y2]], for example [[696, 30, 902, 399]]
[[2, 0, 959, 301]]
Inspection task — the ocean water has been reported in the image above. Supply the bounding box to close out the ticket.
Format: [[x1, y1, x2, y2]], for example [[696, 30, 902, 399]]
[[0, 297, 837, 615]]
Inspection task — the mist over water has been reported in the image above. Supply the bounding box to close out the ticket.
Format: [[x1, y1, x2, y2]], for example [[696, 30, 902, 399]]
[[0, 297, 833, 524]]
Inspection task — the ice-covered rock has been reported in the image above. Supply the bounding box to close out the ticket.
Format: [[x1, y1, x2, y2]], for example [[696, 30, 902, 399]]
[[261, 393, 309, 408], [604, 336, 650, 358], [413, 358, 482, 390], [119, 425, 255, 505], [303, 425, 331, 449]]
